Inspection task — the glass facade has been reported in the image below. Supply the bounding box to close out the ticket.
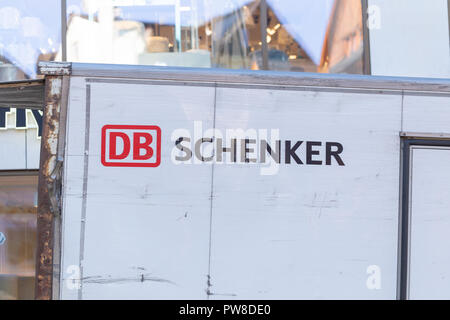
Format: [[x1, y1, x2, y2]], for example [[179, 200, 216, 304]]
[[0, 0, 369, 82], [0, 0, 449, 80], [0, 0, 61, 81], [64, 0, 365, 73]]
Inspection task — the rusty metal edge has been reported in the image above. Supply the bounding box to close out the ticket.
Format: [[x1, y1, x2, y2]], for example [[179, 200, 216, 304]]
[[35, 75, 67, 300], [52, 75, 69, 300]]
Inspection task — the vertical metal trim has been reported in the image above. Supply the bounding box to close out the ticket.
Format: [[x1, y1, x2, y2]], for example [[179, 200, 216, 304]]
[[400, 91, 404, 132], [361, 0, 372, 75], [78, 83, 91, 300], [448, 0, 450, 44], [398, 138, 411, 300], [57, 77, 69, 162], [396, 138, 403, 300], [260, 0, 269, 70], [52, 76, 70, 300], [396, 92, 406, 300], [206, 83, 217, 299]]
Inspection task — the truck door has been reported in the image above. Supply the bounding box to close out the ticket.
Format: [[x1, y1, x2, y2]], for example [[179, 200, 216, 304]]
[[400, 138, 450, 299]]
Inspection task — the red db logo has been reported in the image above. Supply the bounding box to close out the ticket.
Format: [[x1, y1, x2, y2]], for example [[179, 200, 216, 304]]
[[101, 125, 161, 167]]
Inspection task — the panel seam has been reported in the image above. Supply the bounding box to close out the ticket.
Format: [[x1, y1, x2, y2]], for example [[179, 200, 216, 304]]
[[78, 83, 91, 300], [206, 83, 217, 299]]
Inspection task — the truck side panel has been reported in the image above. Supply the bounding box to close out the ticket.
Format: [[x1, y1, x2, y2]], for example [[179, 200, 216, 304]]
[[59, 76, 405, 299]]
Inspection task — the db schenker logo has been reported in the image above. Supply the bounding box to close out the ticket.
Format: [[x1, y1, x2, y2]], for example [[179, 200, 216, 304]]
[[101, 125, 161, 167]]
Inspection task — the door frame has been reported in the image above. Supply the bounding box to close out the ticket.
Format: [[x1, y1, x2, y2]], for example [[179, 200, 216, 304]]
[[398, 135, 450, 300]]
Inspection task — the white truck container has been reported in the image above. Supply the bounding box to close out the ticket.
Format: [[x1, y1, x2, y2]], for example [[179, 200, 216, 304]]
[[26, 62, 450, 300]]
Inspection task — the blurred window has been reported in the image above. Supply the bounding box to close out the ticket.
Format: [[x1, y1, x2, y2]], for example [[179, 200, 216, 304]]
[[264, 0, 364, 73], [0, 173, 38, 300], [66, 0, 260, 69], [0, 0, 61, 82], [65, 0, 366, 73], [1, 0, 449, 79]]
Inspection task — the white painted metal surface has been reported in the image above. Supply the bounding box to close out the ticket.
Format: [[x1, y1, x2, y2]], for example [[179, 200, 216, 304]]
[[403, 95, 450, 134], [50, 63, 450, 300], [61, 78, 215, 299], [409, 147, 450, 299], [209, 88, 400, 299], [59, 74, 406, 299]]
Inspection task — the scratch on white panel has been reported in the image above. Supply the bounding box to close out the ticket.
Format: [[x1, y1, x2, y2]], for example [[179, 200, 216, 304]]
[[82, 274, 177, 286]]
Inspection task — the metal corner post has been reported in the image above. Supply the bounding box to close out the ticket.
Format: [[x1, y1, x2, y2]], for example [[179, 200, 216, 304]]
[[35, 75, 69, 300]]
